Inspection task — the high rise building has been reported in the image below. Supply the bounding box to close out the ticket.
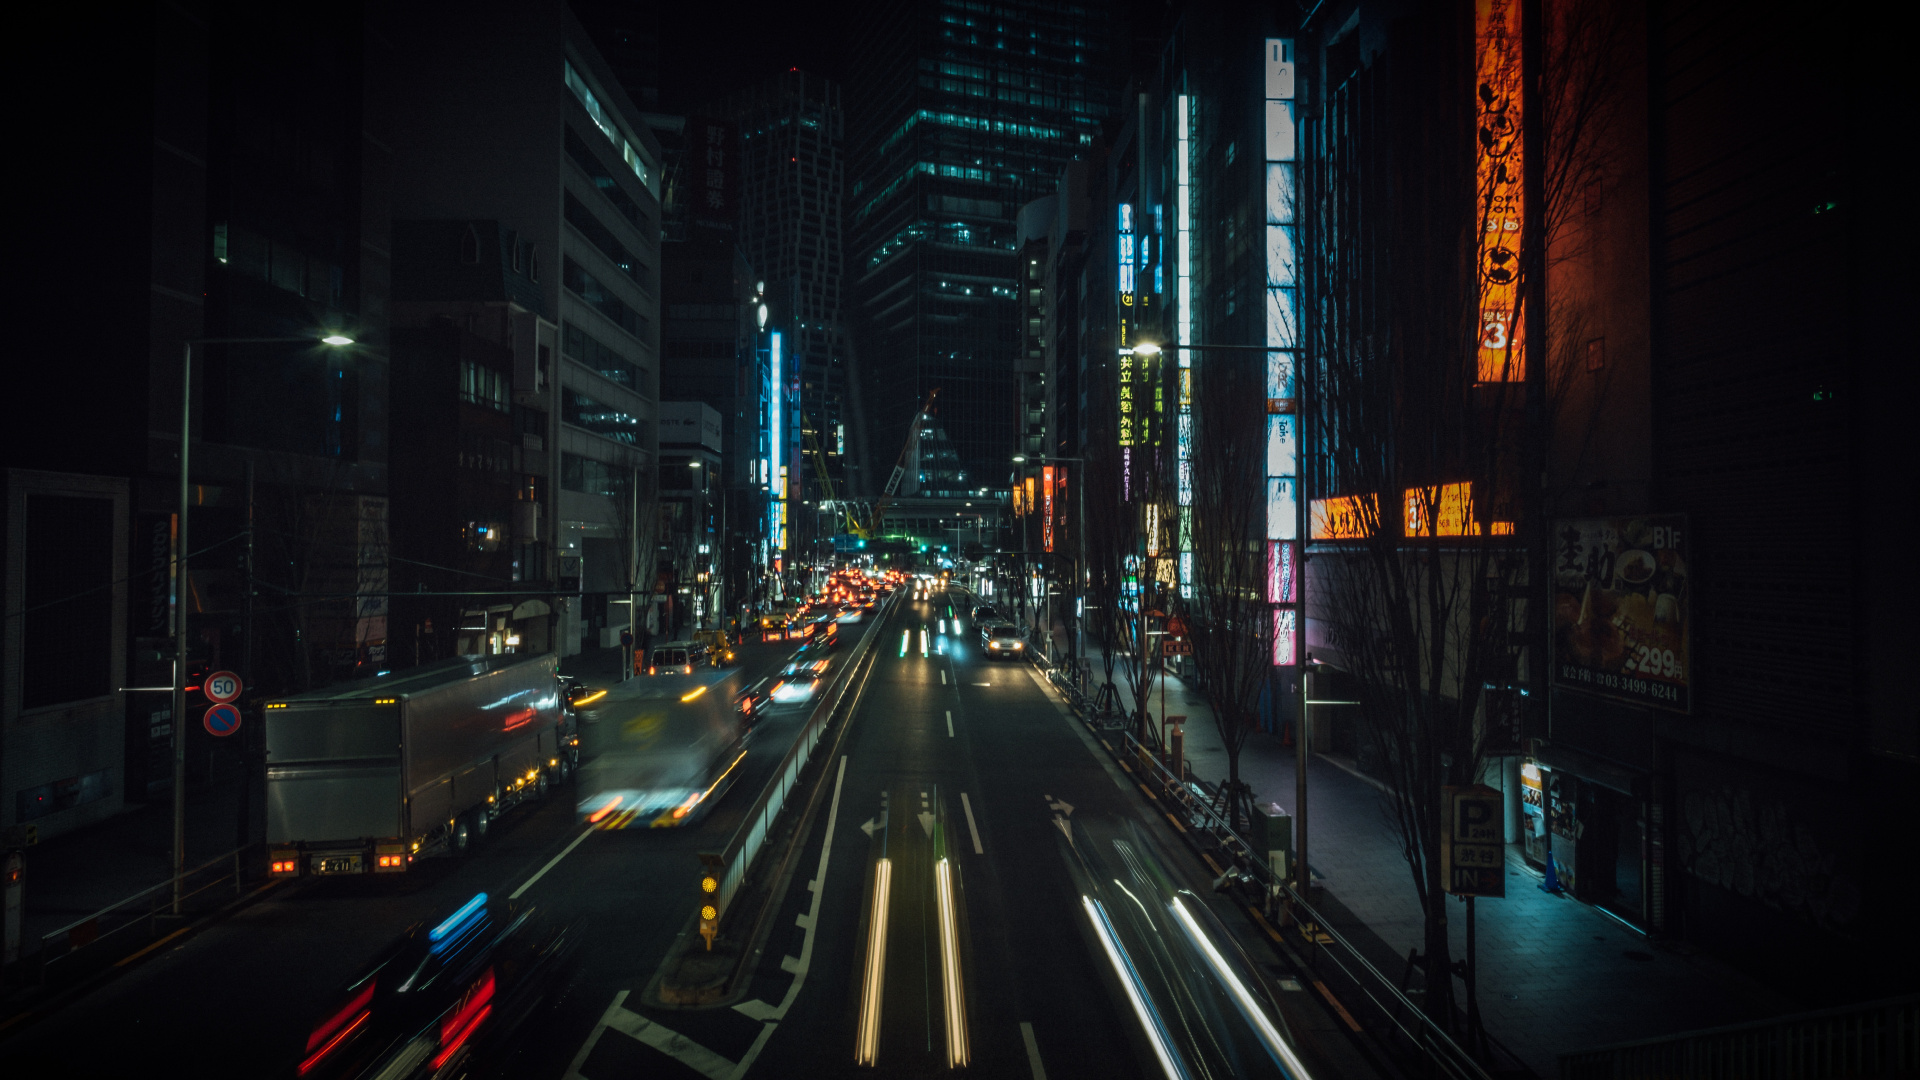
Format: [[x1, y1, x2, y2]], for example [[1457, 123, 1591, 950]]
[[846, 0, 1116, 501], [725, 72, 854, 504], [391, 0, 664, 657]]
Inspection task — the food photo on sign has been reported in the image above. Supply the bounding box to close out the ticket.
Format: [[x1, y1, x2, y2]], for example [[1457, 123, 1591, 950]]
[[1551, 514, 1690, 711]]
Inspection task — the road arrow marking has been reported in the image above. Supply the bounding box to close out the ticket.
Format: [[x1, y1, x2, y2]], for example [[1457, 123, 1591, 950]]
[[1053, 816, 1072, 843], [918, 811, 936, 837], [1046, 797, 1074, 817], [860, 817, 878, 837]]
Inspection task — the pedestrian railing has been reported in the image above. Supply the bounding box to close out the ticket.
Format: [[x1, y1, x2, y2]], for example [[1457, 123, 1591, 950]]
[[1558, 994, 1920, 1080], [25, 843, 256, 986]]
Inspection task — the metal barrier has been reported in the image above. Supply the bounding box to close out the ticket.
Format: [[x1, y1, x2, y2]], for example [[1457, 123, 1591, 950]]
[[32, 843, 255, 983], [708, 594, 896, 920], [1091, 721, 1496, 1080], [1559, 994, 1920, 1080]]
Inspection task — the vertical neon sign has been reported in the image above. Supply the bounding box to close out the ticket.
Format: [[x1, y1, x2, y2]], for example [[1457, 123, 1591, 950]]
[[1176, 94, 1194, 599], [1265, 39, 1300, 667], [770, 330, 785, 550], [1476, 0, 1524, 382]]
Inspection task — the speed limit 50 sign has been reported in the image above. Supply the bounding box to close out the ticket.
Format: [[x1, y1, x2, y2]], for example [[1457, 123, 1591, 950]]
[[204, 670, 244, 704]]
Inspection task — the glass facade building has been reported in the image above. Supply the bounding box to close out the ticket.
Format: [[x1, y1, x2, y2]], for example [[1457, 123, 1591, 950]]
[[847, 0, 1115, 498]]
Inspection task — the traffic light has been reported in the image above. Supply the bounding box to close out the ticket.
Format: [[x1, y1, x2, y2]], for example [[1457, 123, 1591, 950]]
[[698, 853, 725, 950]]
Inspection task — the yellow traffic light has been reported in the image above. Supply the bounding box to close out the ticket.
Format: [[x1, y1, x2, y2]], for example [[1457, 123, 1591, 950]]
[[701, 875, 719, 894], [701, 903, 719, 921]]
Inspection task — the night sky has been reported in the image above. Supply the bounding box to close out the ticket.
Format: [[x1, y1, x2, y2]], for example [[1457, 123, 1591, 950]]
[[649, 5, 852, 112]]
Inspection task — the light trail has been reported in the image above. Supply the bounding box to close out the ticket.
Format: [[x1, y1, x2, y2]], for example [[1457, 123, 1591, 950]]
[[855, 857, 894, 1066], [1083, 896, 1189, 1080], [937, 858, 969, 1066], [1170, 895, 1313, 1079]]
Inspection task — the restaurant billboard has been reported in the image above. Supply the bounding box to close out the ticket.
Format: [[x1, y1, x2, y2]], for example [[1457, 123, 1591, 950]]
[[1552, 514, 1690, 712]]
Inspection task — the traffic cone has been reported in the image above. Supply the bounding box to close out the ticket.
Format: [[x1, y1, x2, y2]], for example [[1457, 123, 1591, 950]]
[[1540, 850, 1563, 894]]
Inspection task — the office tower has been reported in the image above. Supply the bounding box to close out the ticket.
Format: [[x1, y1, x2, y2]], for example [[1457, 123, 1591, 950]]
[[391, 0, 664, 656], [725, 72, 854, 502], [846, 0, 1115, 500]]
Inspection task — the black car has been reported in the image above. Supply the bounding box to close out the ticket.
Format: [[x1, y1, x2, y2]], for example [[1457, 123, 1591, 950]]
[[971, 604, 999, 623], [294, 893, 576, 1079]]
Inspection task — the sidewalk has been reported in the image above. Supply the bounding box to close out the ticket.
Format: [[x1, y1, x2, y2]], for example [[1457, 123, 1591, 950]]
[[1090, 660, 1797, 1076]]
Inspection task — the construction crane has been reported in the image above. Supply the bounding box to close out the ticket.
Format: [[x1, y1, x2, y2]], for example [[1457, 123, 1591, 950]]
[[801, 413, 862, 539], [868, 389, 940, 541]]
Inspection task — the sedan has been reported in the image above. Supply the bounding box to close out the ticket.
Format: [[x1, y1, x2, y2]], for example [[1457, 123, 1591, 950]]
[[981, 625, 1026, 659]]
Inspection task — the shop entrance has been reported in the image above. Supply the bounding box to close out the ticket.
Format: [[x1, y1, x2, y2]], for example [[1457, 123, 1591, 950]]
[[1576, 784, 1646, 926]]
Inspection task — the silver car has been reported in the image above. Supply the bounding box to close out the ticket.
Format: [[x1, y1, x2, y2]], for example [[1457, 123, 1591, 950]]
[[981, 624, 1026, 660]]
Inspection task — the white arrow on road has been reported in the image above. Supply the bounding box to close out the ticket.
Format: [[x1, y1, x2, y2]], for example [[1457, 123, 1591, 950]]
[[860, 817, 879, 837], [1045, 795, 1074, 818], [918, 811, 936, 838]]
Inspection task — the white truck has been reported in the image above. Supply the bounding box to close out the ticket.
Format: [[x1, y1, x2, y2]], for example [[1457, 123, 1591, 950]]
[[265, 654, 575, 878]]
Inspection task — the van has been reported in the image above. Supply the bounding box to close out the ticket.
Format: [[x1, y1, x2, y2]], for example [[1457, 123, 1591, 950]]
[[646, 640, 710, 675]]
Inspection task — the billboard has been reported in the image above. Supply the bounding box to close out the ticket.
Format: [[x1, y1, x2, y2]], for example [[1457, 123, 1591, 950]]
[[1552, 514, 1690, 711]]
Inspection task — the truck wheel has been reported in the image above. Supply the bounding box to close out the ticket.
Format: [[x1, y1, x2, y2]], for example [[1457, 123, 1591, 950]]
[[533, 771, 549, 800], [474, 804, 492, 841], [451, 815, 473, 856]]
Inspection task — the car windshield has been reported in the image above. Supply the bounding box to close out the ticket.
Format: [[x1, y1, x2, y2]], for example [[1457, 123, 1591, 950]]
[[990, 626, 1020, 637]]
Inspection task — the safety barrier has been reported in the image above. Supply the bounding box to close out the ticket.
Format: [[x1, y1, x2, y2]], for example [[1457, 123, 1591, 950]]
[[1559, 994, 1920, 1080], [707, 594, 895, 922], [1082, 714, 1498, 1080], [21, 843, 256, 987]]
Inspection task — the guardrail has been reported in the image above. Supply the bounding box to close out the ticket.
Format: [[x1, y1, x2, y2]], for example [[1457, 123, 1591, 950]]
[[25, 843, 256, 986], [1043, 662, 1499, 1080], [1558, 994, 1920, 1080], [707, 593, 896, 921]]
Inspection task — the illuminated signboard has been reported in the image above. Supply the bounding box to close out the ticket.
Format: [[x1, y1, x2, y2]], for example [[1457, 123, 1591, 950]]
[[1042, 465, 1055, 552], [1310, 486, 1515, 539], [1312, 494, 1376, 540], [1476, 0, 1525, 382], [1265, 39, 1300, 667], [1176, 93, 1194, 598]]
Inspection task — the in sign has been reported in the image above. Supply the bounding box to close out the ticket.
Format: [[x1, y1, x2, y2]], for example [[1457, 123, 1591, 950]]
[[204, 703, 243, 737], [204, 670, 244, 704]]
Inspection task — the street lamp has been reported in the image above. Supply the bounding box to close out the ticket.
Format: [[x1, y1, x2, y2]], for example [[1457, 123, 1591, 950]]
[[170, 332, 353, 914]]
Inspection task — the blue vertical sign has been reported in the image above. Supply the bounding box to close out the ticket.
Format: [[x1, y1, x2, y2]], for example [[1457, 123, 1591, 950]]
[[1265, 38, 1301, 666]]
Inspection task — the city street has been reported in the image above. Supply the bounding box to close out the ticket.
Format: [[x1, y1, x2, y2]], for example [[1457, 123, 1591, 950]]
[[527, 586, 1376, 1080], [3, 589, 1374, 1079]]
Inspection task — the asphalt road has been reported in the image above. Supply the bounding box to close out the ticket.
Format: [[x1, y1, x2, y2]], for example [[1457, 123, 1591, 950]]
[[544, 586, 1382, 1080], [5, 587, 1382, 1079], [0, 630, 842, 1078]]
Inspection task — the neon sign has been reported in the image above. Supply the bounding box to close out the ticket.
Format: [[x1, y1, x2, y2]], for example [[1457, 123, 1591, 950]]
[[1476, 0, 1525, 381]]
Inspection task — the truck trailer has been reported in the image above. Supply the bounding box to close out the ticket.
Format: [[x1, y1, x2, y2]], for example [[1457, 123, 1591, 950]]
[[265, 654, 575, 878]]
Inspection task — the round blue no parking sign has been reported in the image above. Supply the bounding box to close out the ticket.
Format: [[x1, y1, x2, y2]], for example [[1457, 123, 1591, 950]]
[[203, 702, 243, 737]]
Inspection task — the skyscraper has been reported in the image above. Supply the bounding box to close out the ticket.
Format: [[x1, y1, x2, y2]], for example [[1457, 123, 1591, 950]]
[[725, 72, 854, 501], [846, 0, 1115, 500]]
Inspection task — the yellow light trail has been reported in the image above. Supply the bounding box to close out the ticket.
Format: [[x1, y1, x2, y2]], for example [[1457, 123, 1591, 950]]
[[855, 858, 893, 1066], [937, 858, 969, 1066]]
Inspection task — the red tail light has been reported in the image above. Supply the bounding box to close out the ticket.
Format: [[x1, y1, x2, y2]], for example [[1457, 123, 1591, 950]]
[[300, 980, 375, 1073], [431, 968, 496, 1069]]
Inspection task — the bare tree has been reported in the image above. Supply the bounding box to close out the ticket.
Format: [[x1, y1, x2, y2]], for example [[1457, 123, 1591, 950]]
[[1185, 354, 1275, 833]]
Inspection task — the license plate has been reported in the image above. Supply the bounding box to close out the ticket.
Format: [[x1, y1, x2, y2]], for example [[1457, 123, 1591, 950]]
[[315, 855, 362, 875]]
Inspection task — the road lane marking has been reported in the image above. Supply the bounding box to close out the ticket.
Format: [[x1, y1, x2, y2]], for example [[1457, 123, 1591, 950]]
[[562, 990, 632, 1080], [1021, 1022, 1048, 1079], [1164, 811, 1187, 833], [510, 823, 595, 900], [941, 670, 948, 684], [607, 1004, 734, 1078], [960, 793, 983, 854], [946, 710, 954, 737], [1247, 905, 1283, 943]]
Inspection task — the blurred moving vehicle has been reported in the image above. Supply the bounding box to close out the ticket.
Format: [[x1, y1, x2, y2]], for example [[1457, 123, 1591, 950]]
[[266, 655, 574, 878], [981, 624, 1026, 659], [971, 604, 999, 622], [293, 893, 577, 1079], [576, 667, 749, 828], [690, 628, 736, 665], [645, 640, 712, 675], [769, 660, 830, 704], [734, 680, 772, 726]]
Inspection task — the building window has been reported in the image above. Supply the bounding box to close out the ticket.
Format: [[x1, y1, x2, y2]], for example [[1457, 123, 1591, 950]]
[[564, 193, 652, 289], [561, 320, 640, 389], [563, 257, 650, 340], [460, 361, 509, 412], [561, 451, 627, 496], [564, 126, 654, 234], [562, 386, 647, 445], [564, 60, 654, 192]]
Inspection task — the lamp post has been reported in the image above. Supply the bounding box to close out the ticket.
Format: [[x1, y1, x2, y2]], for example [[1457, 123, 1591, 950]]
[[171, 333, 353, 914], [1124, 338, 1313, 892]]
